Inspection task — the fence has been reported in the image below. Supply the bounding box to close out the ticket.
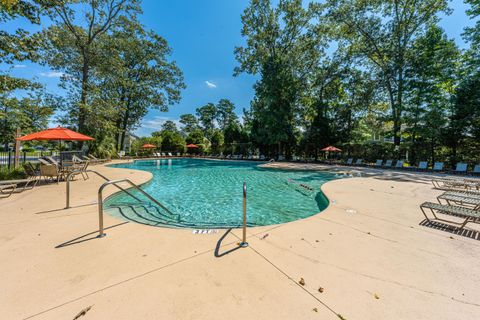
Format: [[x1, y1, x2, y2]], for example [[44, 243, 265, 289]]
[[0, 150, 85, 169]]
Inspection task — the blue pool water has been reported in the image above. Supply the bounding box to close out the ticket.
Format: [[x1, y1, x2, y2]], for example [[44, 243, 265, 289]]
[[105, 159, 340, 228]]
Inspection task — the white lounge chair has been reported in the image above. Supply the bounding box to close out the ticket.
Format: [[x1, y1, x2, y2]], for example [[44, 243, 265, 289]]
[[346, 158, 353, 165]]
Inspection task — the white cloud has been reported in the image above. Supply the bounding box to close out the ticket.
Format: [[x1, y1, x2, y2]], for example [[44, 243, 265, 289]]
[[140, 116, 181, 130], [39, 71, 64, 78], [14, 64, 26, 68], [205, 80, 217, 88]]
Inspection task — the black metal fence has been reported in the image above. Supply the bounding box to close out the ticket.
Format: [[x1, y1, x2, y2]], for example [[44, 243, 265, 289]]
[[0, 150, 85, 169]]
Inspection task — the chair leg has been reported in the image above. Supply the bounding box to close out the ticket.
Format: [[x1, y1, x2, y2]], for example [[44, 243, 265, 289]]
[[420, 206, 431, 222]]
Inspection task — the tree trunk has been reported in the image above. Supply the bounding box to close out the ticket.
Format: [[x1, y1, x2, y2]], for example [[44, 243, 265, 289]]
[[431, 137, 435, 165], [3, 104, 9, 151], [120, 106, 130, 152], [78, 53, 90, 134]]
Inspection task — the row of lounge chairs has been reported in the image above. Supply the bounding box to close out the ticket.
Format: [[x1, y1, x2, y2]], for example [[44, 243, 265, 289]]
[[0, 154, 106, 199], [344, 158, 480, 175], [145, 153, 271, 161], [0, 153, 109, 199], [420, 177, 480, 229]]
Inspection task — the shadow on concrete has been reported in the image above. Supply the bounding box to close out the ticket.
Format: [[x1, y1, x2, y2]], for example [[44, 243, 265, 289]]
[[419, 219, 480, 241], [34, 203, 97, 215], [55, 221, 129, 248], [214, 228, 243, 258]]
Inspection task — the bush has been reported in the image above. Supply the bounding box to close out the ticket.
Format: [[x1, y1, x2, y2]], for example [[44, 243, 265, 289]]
[[0, 166, 27, 181]]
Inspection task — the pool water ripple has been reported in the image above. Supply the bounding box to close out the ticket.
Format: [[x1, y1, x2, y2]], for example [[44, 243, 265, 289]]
[[105, 159, 340, 228]]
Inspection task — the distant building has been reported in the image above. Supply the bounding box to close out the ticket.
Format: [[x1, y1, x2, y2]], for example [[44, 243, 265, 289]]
[[119, 132, 139, 152]]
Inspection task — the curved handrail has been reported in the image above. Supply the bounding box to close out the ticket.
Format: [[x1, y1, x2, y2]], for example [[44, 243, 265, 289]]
[[97, 178, 175, 237], [65, 169, 142, 209]]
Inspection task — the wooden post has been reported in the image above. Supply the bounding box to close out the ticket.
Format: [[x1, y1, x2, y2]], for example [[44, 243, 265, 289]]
[[14, 128, 21, 168]]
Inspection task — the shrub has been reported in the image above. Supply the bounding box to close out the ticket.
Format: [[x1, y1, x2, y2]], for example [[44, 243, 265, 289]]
[[0, 166, 27, 181]]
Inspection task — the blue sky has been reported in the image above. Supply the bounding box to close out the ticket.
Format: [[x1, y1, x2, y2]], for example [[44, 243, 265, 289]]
[[3, 0, 476, 137]]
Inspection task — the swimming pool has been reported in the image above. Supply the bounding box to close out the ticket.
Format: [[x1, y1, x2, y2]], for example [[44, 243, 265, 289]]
[[105, 159, 340, 228]]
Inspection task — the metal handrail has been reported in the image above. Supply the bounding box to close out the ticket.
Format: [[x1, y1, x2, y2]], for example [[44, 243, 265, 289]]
[[239, 182, 248, 247], [97, 178, 174, 237], [65, 169, 141, 209]]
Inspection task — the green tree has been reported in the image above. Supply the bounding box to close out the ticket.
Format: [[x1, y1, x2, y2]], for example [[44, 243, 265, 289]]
[[100, 18, 184, 150], [156, 130, 185, 153], [0, 84, 56, 149], [324, 0, 451, 147], [210, 129, 224, 154], [186, 128, 205, 145], [464, 0, 480, 69], [196, 102, 217, 134], [179, 113, 198, 134], [40, 0, 140, 133], [216, 98, 238, 130], [0, 0, 44, 63], [161, 120, 178, 133], [403, 25, 459, 164], [235, 0, 320, 158]]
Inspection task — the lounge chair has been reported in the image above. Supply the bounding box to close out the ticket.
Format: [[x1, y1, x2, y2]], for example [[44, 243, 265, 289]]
[[167, 152, 172, 157], [433, 162, 444, 172], [432, 178, 480, 191], [346, 158, 353, 165], [473, 165, 480, 176], [395, 160, 404, 169], [452, 162, 468, 174], [38, 157, 51, 166], [416, 161, 428, 171], [278, 155, 285, 161], [437, 191, 480, 210], [176, 152, 181, 157], [71, 161, 90, 180], [259, 155, 265, 161], [383, 159, 393, 168], [420, 201, 480, 229], [354, 159, 363, 166], [72, 155, 85, 163], [44, 156, 61, 166], [0, 178, 38, 195], [40, 164, 64, 183], [22, 162, 41, 179], [373, 159, 383, 167], [83, 155, 101, 164], [90, 154, 109, 163], [0, 183, 16, 198]]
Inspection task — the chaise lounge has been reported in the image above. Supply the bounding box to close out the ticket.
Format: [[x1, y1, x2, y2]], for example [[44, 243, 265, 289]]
[[420, 201, 480, 229]]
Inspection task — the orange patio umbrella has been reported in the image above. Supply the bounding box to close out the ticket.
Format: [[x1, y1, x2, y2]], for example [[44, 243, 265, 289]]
[[186, 144, 199, 148], [321, 146, 342, 152], [141, 143, 156, 148], [17, 126, 95, 141]]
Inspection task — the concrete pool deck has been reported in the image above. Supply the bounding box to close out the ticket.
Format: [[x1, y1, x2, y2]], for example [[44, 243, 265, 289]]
[[1, 160, 479, 319]]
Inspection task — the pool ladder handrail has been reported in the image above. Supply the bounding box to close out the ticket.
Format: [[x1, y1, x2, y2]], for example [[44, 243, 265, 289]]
[[239, 182, 248, 247], [97, 178, 175, 237], [65, 169, 143, 209]]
